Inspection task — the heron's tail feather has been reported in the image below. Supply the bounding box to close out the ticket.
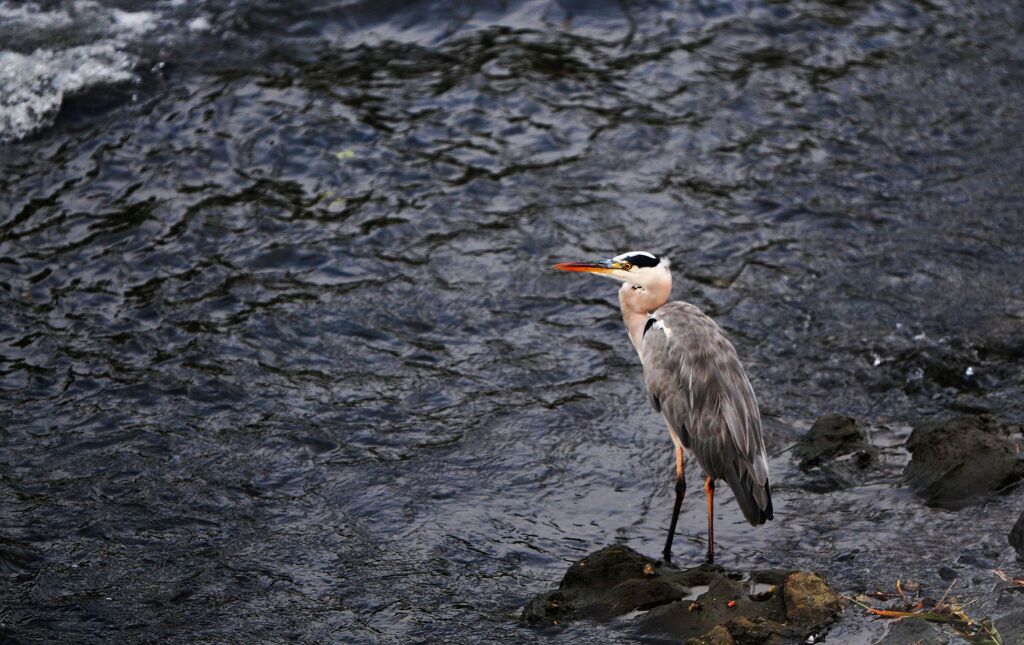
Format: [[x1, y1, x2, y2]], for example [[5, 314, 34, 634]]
[[724, 464, 773, 526]]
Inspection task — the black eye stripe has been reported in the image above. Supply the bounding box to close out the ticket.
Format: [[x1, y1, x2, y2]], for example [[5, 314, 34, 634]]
[[624, 253, 659, 268]]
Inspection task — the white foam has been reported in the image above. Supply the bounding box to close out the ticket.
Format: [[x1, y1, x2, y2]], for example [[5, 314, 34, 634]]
[[0, 44, 136, 142], [0, 3, 73, 31], [188, 16, 211, 32], [0, 1, 161, 142], [111, 9, 159, 35]]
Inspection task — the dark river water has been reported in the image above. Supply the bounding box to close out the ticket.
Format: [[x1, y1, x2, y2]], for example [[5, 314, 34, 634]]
[[2, 1, 1024, 643]]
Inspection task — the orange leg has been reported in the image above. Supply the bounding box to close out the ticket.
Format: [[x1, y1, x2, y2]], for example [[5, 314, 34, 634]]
[[662, 445, 686, 563], [704, 477, 715, 563]]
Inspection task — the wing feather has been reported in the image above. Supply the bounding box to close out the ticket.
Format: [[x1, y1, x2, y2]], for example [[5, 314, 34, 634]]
[[640, 302, 772, 523]]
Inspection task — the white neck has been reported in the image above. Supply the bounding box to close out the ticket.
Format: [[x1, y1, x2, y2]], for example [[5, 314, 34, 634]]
[[619, 276, 671, 357]]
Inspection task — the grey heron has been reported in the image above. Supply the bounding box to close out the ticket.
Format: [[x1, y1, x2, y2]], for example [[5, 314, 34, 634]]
[[554, 251, 773, 564]]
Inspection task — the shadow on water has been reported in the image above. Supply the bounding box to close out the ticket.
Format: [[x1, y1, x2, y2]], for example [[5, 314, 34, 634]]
[[1, 0, 1023, 642]]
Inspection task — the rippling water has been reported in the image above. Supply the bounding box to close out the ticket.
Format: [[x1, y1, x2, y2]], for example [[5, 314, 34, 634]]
[[2, 0, 1024, 642]]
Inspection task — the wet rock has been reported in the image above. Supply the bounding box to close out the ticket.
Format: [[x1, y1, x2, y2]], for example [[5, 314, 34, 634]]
[[938, 566, 959, 581], [520, 544, 687, 626], [957, 552, 995, 569], [794, 414, 869, 467], [882, 340, 983, 396], [1010, 511, 1024, 559], [722, 616, 788, 645], [995, 609, 1024, 644], [878, 618, 950, 644], [685, 625, 735, 645], [903, 416, 1024, 510], [522, 544, 842, 643], [638, 575, 785, 642], [948, 393, 991, 415], [783, 572, 841, 626], [793, 414, 877, 492]]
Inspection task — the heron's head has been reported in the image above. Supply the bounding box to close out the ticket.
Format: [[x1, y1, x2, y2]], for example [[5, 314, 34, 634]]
[[554, 251, 671, 292]]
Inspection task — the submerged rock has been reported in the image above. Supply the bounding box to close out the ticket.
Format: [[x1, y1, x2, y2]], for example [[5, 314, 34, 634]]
[[903, 416, 1024, 510], [792, 414, 877, 492], [521, 544, 842, 643], [878, 618, 950, 644], [1011, 511, 1024, 559], [995, 608, 1024, 644], [794, 414, 871, 468]]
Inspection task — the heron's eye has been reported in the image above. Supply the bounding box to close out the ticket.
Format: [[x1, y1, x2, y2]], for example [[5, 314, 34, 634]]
[[621, 261, 633, 271]]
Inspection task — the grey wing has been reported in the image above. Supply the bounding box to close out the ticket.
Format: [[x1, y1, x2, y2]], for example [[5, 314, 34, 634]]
[[640, 302, 773, 525]]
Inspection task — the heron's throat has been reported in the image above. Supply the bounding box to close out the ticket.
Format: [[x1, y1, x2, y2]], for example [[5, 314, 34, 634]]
[[619, 281, 670, 356]]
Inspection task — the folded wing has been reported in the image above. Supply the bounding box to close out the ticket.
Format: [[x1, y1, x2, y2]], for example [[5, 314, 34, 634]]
[[640, 302, 773, 525]]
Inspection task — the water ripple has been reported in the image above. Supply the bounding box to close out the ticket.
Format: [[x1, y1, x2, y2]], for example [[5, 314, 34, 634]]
[[2, 0, 1024, 642]]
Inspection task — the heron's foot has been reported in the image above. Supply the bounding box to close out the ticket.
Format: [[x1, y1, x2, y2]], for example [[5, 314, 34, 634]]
[[661, 548, 674, 565], [704, 547, 714, 564]]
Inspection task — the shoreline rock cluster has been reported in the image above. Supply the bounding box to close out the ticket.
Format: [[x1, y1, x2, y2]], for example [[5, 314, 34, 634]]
[[521, 544, 841, 644]]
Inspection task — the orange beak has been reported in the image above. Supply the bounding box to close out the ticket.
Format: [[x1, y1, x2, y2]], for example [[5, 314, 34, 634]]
[[553, 260, 618, 274]]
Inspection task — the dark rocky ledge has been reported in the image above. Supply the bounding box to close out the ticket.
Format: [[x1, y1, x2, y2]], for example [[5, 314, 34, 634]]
[[521, 544, 842, 644]]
